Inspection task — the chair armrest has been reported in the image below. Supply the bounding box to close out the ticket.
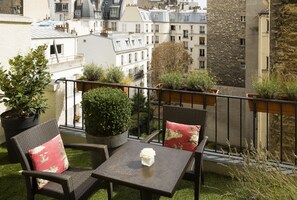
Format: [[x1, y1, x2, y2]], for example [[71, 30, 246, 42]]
[[141, 130, 162, 143], [22, 170, 74, 194], [195, 136, 208, 154], [64, 143, 109, 159]]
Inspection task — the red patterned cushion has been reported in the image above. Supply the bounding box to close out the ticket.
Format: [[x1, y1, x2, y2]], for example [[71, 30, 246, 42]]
[[164, 121, 201, 152], [28, 134, 69, 189]]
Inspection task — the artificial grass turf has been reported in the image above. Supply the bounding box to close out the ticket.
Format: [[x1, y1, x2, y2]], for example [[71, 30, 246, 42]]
[[0, 144, 236, 200]]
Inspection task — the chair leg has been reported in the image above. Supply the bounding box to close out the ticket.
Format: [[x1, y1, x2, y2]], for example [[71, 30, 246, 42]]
[[107, 182, 113, 200], [201, 163, 205, 185], [195, 175, 201, 200]]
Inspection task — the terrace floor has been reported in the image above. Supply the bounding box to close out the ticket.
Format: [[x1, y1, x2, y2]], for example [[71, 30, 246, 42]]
[[0, 144, 237, 200]]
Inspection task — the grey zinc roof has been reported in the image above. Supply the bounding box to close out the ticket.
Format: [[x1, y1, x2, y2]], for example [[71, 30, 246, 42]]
[[31, 27, 75, 39]]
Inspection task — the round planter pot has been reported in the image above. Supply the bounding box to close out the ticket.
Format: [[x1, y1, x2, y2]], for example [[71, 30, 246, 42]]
[[86, 130, 128, 167], [1, 110, 39, 163]]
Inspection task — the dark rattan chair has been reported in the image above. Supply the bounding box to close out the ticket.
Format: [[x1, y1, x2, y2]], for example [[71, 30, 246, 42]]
[[11, 119, 112, 200], [142, 105, 207, 200]]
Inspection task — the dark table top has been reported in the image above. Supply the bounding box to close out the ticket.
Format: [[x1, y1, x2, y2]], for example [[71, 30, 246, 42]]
[[92, 140, 193, 197]]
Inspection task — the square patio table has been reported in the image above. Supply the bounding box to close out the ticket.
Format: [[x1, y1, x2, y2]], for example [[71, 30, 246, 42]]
[[92, 140, 193, 200]]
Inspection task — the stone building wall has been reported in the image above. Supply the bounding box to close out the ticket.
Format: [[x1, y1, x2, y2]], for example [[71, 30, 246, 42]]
[[269, 0, 297, 162], [207, 0, 246, 87]]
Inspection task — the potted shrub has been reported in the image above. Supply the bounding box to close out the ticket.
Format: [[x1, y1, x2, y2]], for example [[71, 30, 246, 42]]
[[0, 45, 51, 163], [156, 70, 219, 106], [82, 87, 132, 161], [76, 63, 104, 91], [247, 76, 296, 116]]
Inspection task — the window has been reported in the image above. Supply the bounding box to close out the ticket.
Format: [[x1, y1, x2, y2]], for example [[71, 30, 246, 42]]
[[146, 36, 149, 44], [190, 48, 193, 52], [170, 36, 175, 42], [199, 49, 205, 57], [114, 0, 120, 3], [240, 62, 246, 69], [199, 37, 205, 45], [111, 22, 117, 31], [171, 25, 176, 31], [240, 16, 246, 22], [183, 30, 188, 38], [183, 41, 188, 49], [266, 56, 269, 69], [131, 40, 135, 46], [122, 24, 127, 32], [191, 25, 193, 30], [152, 36, 154, 43], [155, 24, 159, 33], [266, 19, 269, 32], [190, 36, 193, 41], [129, 54, 132, 63], [200, 26, 205, 34], [121, 55, 124, 65], [50, 44, 63, 55], [135, 53, 137, 61], [83, 39, 86, 43], [135, 24, 140, 33], [179, 25, 181, 30], [146, 24, 148, 32], [116, 41, 121, 48], [110, 7, 119, 18], [155, 36, 159, 44], [240, 38, 245, 46], [142, 51, 144, 59], [199, 61, 205, 69], [184, 15, 189, 22], [138, 39, 142, 45], [179, 36, 181, 41]]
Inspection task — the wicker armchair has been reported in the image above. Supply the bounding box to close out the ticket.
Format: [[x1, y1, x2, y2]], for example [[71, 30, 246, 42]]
[[142, 105, 207, 200], [11, 119, 112, 200]]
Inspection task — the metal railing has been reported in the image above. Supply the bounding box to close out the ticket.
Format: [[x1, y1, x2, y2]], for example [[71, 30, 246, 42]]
[[57, 78, 297, 165]]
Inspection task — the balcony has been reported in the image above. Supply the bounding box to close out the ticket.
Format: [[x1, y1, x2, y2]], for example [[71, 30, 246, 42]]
[[57, 79, 297, 166]]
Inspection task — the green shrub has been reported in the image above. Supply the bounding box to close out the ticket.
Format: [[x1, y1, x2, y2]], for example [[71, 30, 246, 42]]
[[82, 63, 104, 81], [252, 76, 281, 99], [82, 87, 132, 136], [105, 66, 125, 83], [284, 80, 297, 100], [160, 71, 185, 90], [186, 70, 216, 92], [0, 45, 51, 118], [226, 145, 297, 200]]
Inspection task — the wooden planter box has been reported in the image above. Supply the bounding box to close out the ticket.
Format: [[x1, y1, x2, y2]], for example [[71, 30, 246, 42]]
[[77, 81, 128, 94], [247, 93, 297, 116], [156, 85, 219, 106]]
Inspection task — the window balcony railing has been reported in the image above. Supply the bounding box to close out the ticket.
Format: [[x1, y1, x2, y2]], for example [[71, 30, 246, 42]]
[[134, 70, 144, 80], [56, 79, 297, 165]]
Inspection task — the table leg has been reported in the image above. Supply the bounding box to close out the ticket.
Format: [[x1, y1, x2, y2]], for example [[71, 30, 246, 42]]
[[140, 190, 153, 200]]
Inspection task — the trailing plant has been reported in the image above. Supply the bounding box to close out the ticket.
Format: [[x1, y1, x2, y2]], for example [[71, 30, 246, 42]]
[[252, 75, 281, 99], [82, 63, 104, 81], [0, 45, 51, 118], [186, 70, 216, 92], [105, 66, 125, 83], [225, 144, 297, 200], [82, 87, 132, 136], [160, 71, 185, 90]]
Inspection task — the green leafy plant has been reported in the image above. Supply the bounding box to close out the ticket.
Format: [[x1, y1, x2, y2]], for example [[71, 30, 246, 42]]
[[105, 66, 125, 83], [284, 80, 297, 101], [82, 63, 104, 81], [0, 45, 51, 118], [160, 71, 185, 90], [82, 87, 132, 136], [226, 145, 297, 200], [252, 76, 281, 99], [186, 70, 216, 92]]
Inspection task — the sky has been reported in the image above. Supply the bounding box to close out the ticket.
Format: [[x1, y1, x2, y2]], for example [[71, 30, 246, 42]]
[[198, 0, 207, 9]]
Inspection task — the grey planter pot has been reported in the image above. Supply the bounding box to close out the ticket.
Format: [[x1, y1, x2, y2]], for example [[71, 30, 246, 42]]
[[86, 130, 128, 167]]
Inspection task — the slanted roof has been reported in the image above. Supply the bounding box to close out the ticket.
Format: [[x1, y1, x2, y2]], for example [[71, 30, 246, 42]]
[[31, 27, 74, 39]]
